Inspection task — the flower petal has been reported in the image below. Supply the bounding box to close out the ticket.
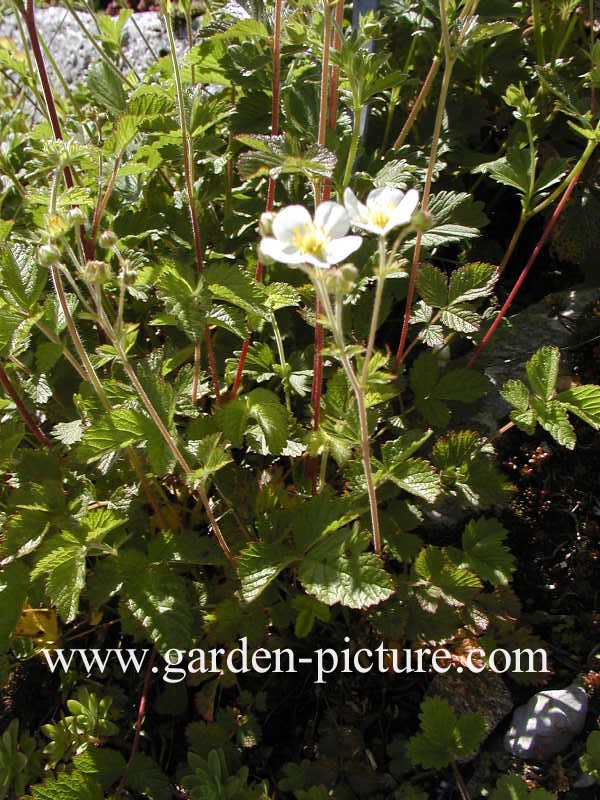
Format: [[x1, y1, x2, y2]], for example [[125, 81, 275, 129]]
[[314, 201, 350, 238], [260, 237, 307, 265], [272, 205, 312, 244], [343, 188, 368, 224], [324, 235, 363, 264], [367, 187, 406, 209], [384, 188, 419, 232]]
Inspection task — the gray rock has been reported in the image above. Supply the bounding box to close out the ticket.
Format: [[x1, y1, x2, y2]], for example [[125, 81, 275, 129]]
[[504, 682, 588, 760]]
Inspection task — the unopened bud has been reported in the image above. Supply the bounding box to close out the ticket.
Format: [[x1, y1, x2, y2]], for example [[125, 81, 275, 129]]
[[259, 212, 275, 237], [121, 260, 137, 285], [410, 209, 435, 233], [38, 243, 61, 267], [98, 230, 118, 249], [67, 206, 86, 227], [84, 259, 111, 285]]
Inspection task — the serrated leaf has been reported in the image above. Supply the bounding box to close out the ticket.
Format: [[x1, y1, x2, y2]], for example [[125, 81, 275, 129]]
[[206, 264, 266, 318], [126, 753, 171, 800], [86, 61, 126, 116], [580, 730, 600, 783], [237, 540, 296, 603], [407, 696, 486, 768], [299, 529, 394, 609], [473, 147, 531, 196], [51, 420, 84, 447], [501, 379, 530, 411], [469, 20, 518, 42], [246, 388, 290, 455], [0, 560, 29, 649], [532, 397, 576, 449], [214, 397, 249, 448], [432, 430, 481, 469], [388, 458, 440, 502], [557, 384, 600, 429], [417, 263, 447, 307], [73, 749, 126, 790], [414, 546, 482, 595], [440, 306, 480, 333], [526, 346, 559, 401], [29, 770, 104, 800], [120, 553, 192, 653], [410, 352, 439, 397], [447, 262, 498, 305], [33, 537, 86, 623], [511, 408, 537, 434], [0, 243, 47, 310], [462, 517, 514, 584], [265, 282, 300, 311]]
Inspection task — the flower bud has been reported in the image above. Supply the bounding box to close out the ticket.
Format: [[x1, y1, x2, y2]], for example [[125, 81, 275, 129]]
[[410, 209, 435, 233], [38, 243, 61, 267], [98, 230, 118, 249], [67, 206, 86, 227], [120, 260, 137, 285], [84, 259, 111, 286], [259, 212, 275, 237]]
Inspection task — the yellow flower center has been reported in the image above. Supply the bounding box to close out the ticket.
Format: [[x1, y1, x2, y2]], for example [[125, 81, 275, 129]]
[[291, 224, 327, 259]]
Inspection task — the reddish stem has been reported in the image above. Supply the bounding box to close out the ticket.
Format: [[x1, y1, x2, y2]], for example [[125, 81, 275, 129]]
[[116, 649, 157, 792], [20, 0, 74, 189], [231, 0, 282, 396], [467, 164, 585, 368], [0, 364, 50, 447]]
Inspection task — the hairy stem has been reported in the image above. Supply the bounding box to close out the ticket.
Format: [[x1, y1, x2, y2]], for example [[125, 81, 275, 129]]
[[0, 364, 50, 447], [393, 55, 441, 150]]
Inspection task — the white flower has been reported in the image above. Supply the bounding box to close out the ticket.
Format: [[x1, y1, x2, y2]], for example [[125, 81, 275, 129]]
[[259, 202, 363, 269], [343, 186, 420, 236]]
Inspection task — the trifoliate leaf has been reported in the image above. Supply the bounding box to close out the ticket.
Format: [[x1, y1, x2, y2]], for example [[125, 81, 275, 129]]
[[206, 264, 267, 318], [87, 61, 126, 117], [407, 696, 487, 768], [246, 388, 290, 455], [29, 770, 104, 800], [490, 775, 557, 800], [434, 369, 491, 402]]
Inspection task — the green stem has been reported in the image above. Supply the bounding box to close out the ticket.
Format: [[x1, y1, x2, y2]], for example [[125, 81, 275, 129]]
[[532, 0, 545, 65], [342, 91, 362, 188], [360, 236, 387, 387], [314, 277, 382, 555], [270, 311, 291, 412], [530, 138, 597, 216], [498, 213, 526, 274]]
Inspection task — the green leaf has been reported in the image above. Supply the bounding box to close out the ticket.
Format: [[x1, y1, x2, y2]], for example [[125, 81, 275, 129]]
[[469, 20, 518, 42], [440, 306, 480, 333], [237, 540, 296, 603], [119, 553, 192, 653], [186, 433, 232, 487], [265, 282, 300, 311], [557, 384, 600, 429], [434, 369, 491, 402], [414, 547, 482, 598], [432, 430, 481, 470], [214, 397, 249, 448], [0, 561, 29, 649], [526, 346, 559, 401], [473, 147, 531, 196], [246, 388, 290, 455], [490, 775, 556, 800], [407, 696, 487, 768], [29, 770, 104, 800], [461, 517, 514, 584], [501, 379, 530, 412], [410, 352, 439, 397], [73, 749, 126, 790], [51, 420, 84, 447], [532, 397, 576, 449], [86, 61, 126, 116], [299, 529, 394, 609], [416, 263, 447, 307], [0, 243, 47, 310], [447, 262, 498, 305], [290, 595, 330, 638], [580, 730, 600, 783], [79, 407, 145, 460], [388, 458, 440, 503], [511, 408, 537, 435], [205, 264, 266, 319], [32, 536, 86, 623], [126, 753, 171, 800]]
